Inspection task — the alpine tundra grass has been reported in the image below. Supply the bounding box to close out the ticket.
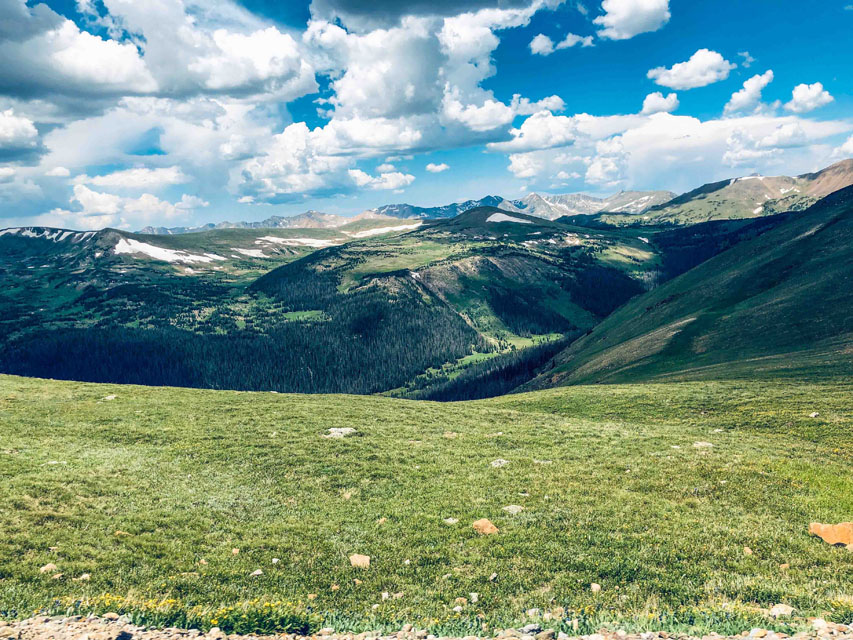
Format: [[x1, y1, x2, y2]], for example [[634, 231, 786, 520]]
[[1, 375, 851, 634]]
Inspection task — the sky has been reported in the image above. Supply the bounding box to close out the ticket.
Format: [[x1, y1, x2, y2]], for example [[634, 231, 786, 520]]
[[0, 0, 851, 230]]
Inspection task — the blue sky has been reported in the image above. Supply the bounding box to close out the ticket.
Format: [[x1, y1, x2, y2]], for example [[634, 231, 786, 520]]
[[0, 0, 851, 229]]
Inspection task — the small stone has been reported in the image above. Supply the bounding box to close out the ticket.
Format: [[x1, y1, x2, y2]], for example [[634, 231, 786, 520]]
[[354, 578, 363, 585], [809, 522, 853, 546], [535, 630, 555, 640], [522, 624, 541, 634], [489, 572, 498, 581], [693, 441, 714, 449], [443, 518, 459, 525], [590, 582, 601, 593], [779, 563, 790, 570], [443, 432, 457, 439], [324, 427, 357, 438], [114, 530, 132, 537], [74, 573, 91, 581], [319, 628, 335, 635], [382, 592, 390, 601], [743, 546, 753, 556], [39, 563, 58, 573], [307, 593, 317, 600], [331, 584, 340, 591], [103, 395, 117, 401], [502, 505, 524, 515], [231, 548, 239, 555], [401, 624, 413, 633], [491, 458, 510, 468], [103, 613, 120, 621], [250, 569, 263, 576], [350, 553, 371, 568], [749, 629, 767, 638], [812, 619, 828, 631], [525, 609, 540, 619], [452, 606, 463, 613], [472, 518, 499, 535], [809, 412, 820, 418], [272, 558, 280, 564], [770, 604, 795, 618], [376, 517, 387, 525], [51, 573, 63, 580], [469, 592, 479, 603]]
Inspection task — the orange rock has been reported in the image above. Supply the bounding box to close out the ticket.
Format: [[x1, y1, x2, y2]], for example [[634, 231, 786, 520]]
[[809, 522, 853, 546], [472, 518, 499, 535]]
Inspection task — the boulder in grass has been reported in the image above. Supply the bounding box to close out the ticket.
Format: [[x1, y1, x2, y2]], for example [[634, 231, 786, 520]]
[[472, 518, 499, 535], [809, 522, 853, 546], [324, 427, 357, 439], [349, 553, 371, 568], [39, 563, 57, 574], [769, 604, 795, 618]]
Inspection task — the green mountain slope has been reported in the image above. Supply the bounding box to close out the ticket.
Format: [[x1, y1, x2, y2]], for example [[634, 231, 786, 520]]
[[0, 208, 670, 396], [525, 185, 853, 387]]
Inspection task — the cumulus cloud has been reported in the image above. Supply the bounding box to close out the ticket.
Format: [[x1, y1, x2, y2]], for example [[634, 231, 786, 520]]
[[348, 168, 415, 190], [724, 70, 774, 115], [530, 31, 593, 55], [498, 111, 851, 190], [594, 0, 670, 40], [45, 166, 71, 177], [75, 166, 190, 190], [426, 162, 450, 172], [530, 33, 555, 55], [46, 183, 209, 230], [784, 82, 834, 114], [0, 109, 39, 149], [648, 49, 736, 90], [836, 135, 853, 157], [640, 91, 678, 115]]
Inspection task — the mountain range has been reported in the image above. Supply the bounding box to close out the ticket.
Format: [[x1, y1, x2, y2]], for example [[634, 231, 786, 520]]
[[2, 157, 853, 399], [137, 159, 853, 235]]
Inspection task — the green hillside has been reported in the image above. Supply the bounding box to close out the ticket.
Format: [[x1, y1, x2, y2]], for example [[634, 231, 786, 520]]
[[525, 186, 853, 388], [0, 207, 674, 398], [1, 374, 851, 634]]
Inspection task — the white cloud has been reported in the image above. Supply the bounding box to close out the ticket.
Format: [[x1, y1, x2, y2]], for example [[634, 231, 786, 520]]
[[510, 94, 566, 115], [738, 51, 755, 68], [530, 31, 593, 55], [45, 166, 71, 177], [426, 162, 450, 173], [0, 167, 16, 182], [594, 0, 671, 40], [530, 34, 555, 55], [348, 168, 415, 190], [376, 163, 396, 172], [488, 111, 644, 153], [648, 49, 736, 90], [758, 122, 807, 149], [498, 112, 851, 191], [641, 91, 679, 115], [837, 135, 853, 157], [724, 70, 774, 115], [442, 88, 515, 131], [49, 184, 209, 230], [0, 109, 39, 149], [75, 166, 190, 190], [784, 82, 834, 114]]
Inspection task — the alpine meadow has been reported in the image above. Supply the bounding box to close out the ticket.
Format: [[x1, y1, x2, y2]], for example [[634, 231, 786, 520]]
[[0, 2, 851, 640]]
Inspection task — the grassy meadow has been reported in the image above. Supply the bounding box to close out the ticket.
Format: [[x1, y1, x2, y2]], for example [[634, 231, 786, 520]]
[[1, 374, 851, 634]]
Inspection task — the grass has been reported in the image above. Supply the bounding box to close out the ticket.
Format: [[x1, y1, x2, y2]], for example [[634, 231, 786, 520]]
[[1, 374, 851, 635]]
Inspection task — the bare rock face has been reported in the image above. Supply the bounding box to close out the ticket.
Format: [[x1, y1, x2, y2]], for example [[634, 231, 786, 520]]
[[472, 518, 499, 535], [349, 553, 371, 568], [809, 522, 853, 546]]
